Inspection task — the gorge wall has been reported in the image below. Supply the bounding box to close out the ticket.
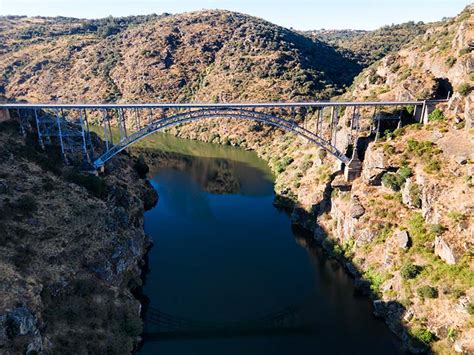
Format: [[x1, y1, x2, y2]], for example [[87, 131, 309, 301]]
[[0, 118, 157, 354]]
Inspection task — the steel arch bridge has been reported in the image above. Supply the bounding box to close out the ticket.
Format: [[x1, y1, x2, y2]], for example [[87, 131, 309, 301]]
[[0, 100, 440, 175], [94, 107, 349, 168]]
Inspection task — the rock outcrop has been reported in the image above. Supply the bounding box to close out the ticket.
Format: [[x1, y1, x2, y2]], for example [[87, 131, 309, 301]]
[[361, 143, 387, 185], [434, 236, 458, 265]]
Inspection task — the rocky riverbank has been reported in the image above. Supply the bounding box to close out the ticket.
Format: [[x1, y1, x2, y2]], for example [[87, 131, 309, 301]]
[[0, 118, 157, 354]]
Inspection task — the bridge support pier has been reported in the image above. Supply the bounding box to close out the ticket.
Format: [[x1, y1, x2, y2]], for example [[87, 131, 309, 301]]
[[344, 151, 362, 182]]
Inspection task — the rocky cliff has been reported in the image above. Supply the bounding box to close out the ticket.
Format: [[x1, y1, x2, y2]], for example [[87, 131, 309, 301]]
[[0, 118, 157, 354], [317, 121, 474, 353]]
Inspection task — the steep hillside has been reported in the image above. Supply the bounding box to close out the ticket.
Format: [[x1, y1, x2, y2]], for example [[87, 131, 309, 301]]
[[0, 10, 360, 103], [304, 21, 427, 67], [0, 117, 157, 353], [346, 5, 473, 120]]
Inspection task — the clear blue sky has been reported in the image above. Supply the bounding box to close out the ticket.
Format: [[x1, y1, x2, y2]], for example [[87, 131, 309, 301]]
[[0, 0, 471, 30]]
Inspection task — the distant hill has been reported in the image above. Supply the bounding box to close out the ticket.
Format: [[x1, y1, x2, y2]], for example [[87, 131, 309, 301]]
[[303, 21, 428, 67], [0, 10, 361, 104]]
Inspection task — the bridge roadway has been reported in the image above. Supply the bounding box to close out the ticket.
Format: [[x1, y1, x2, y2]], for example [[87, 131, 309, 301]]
[[0, 100, 440, 109]]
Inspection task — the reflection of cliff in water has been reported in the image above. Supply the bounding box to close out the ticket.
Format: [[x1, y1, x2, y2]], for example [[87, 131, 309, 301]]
[[135, 148, 274, 196]]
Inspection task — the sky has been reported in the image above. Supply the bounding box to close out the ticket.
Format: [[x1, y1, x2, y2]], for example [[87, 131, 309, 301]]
[[0, 0, 471, 30]]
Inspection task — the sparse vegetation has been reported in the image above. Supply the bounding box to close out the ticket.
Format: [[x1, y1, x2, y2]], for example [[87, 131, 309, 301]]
[[411, 327, 435, 345], [417, 285, 438, 299], [445, 56, 456, 67], [400, 263, 422, 280], [381, 172, 405, 191], [66, 172, 108, 199], [428, 108, 445, 122], [457, 83, 472, 96]]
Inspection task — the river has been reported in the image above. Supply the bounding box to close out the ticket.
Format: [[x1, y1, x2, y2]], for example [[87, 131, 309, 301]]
[[136, 132, 402, 355]]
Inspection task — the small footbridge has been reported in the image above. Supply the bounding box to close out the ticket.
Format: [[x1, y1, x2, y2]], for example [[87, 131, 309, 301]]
[[0, 100, 440, 180]]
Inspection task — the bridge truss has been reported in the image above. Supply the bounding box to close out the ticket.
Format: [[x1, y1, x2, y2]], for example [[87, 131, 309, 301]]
[[1, 100, 436, 170]]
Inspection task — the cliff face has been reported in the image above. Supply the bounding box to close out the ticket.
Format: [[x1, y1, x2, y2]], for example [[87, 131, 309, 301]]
[[318, 123, 474, 353], [346, 5, 473, 124], [0, 119, 157, 354]]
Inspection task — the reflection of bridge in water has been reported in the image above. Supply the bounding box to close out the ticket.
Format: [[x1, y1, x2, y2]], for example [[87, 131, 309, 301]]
[[143, 298, 316, 340]]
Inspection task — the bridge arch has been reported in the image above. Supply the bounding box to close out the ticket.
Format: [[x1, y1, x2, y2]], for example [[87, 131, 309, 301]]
[[93, 108, 349, 168]]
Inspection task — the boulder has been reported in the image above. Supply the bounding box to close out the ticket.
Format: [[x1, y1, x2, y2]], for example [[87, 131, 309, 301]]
[[0, 307, 43, 354], [394, 230, 410, 249], [345, 262, 361, 278], [361, 144, 387, 185], [373, 300, 387, 318], [313, 226, 325, 245], [350, 196, 365, 219], [355, 228, 376, 246], [456, 296, 471, 314], [435, 236, 458, 265], [419, 176, 441, 223], [401, 178, 421, 209]]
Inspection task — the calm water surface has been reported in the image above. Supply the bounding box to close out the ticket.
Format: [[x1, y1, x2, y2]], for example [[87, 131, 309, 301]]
[[137, 134, 402, 355]]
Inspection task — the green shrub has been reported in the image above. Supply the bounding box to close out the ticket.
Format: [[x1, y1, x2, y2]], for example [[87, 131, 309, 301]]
[[417, 285, 438, 299], [383, 143, 395, 154], [400, 263, 422, 280], [445, 56, 456, 68], [408, 213, 431, 246], [405, 105, 415, 115], [447, 210, 465, 223], [274, 157, 294, 174], [381, 172, 405, 191], [398, 166, 412, 179], [66, 172, 107, 199], [363, 267, 389, 296], [300, 159, 313, 172], [467, 303, 474, 315], [411, 327, 435, 345], [428, 224, 445, 236], [458, 83, 472, 97], [406, 139, 438, 158], [428, 108, 445, 122], [424, 160, 441, 174], [459, 47, 472, 56]]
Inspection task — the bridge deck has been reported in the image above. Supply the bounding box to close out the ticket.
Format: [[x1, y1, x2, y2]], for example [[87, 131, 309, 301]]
[[0, 99, 445, 110]]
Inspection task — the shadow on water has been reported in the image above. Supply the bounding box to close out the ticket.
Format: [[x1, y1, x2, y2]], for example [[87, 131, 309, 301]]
[[130, 135, 418, 354]]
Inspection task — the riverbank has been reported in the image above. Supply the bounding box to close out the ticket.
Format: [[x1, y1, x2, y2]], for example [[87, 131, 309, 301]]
[[0, 119, 157, 354]]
